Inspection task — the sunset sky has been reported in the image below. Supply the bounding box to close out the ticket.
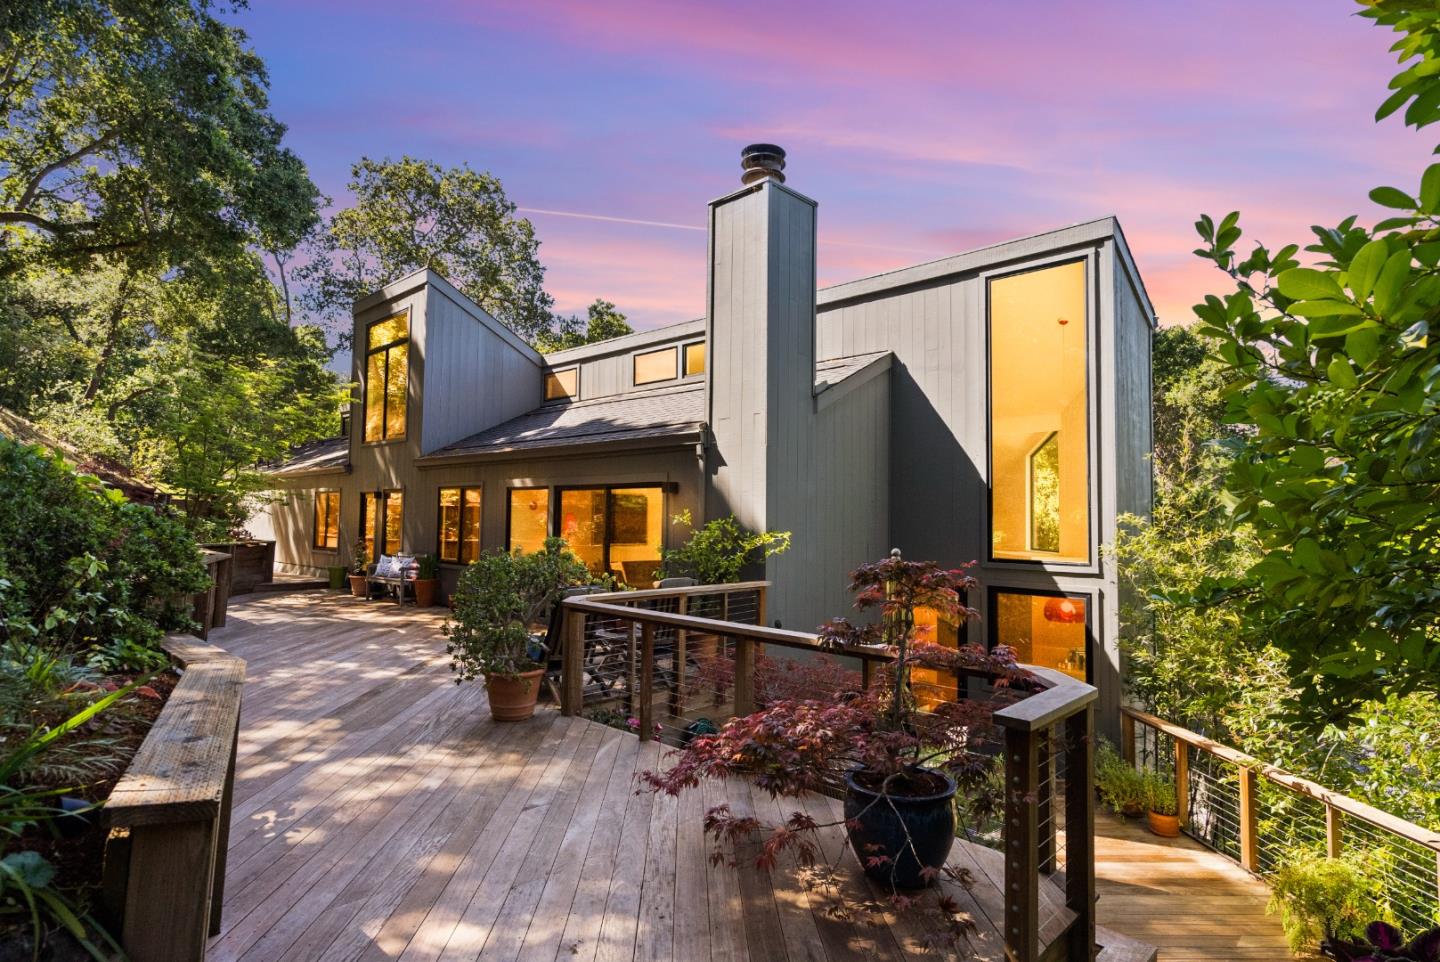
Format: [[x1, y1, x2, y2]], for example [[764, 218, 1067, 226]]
[[236, 0, 1432, 335]]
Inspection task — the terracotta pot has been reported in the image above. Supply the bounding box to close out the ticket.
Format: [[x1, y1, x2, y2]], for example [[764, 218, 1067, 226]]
[[413, 578, 437, 608], [348, 574, 368, 598], [1147, 810, 1181, 838], [484, 669, 546, 722]]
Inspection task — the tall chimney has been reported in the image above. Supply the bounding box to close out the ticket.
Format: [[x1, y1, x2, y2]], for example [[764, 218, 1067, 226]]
[[740, 143, 786, 185], [705, 145, 816, 568]]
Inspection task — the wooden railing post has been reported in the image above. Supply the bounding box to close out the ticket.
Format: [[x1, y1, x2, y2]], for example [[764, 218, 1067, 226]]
[[1004, 725, 1040, 962], [1238, 765, 1259, 872], [756, 585, 767, 627], [638, 623, 655, 742], [1064, 706, 1097, 962], [1325, 802, 1342, 859], [670, 595, 688, 719], [1175, 735, 1190, 828], [1120, 710, 1136, 766], [733, 635, 755, 717], [561, 608, 584, 716], [861, 658, 875, 692]]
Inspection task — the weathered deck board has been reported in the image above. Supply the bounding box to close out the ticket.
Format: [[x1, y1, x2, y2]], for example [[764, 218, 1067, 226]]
[[206, 594, 1183, 961]]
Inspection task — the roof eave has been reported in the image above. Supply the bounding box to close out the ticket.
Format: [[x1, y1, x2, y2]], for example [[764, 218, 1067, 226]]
[[415, 427, 706, 466]]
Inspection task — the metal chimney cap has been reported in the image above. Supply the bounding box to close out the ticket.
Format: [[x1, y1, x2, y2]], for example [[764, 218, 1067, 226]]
[[740, 143, 786, 185]]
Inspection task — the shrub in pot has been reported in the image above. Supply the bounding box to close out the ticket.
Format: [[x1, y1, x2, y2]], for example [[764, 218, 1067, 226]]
[[412, 554, 439, 607], [348, 539, 369, 597], [1096, 740, 1147, 817], [1266, 850, 1391, 956], [1325, 921, 1440, 962], [444, 537, 590, 721], [1143, 770, 1181, 837], [641, 552, 1036, 953]]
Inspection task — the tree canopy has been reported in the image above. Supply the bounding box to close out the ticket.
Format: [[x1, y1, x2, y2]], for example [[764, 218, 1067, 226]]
[[1188, 0, 1440, 718], [0, 0, 320, 276], [534, 298, 634, 353]]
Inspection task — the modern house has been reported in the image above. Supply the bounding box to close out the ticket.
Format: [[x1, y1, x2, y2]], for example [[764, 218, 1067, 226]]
[[254, 144, 1154, 729]]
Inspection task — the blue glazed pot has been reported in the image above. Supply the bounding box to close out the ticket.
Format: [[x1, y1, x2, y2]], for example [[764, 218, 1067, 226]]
[[843, 767, 957, 889]]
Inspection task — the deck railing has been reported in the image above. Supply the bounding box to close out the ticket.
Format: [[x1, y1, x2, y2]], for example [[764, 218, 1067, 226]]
[[559, 582, 1101, 962], [1122, 706, 1440, 933]]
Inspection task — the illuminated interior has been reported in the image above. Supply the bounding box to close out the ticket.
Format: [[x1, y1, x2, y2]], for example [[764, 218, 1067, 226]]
[[557, 486, 664, 585], [545, 368, 577, 401], [439, 486, 481, 563], [361, 490, 403, 562], [989, 261, 1089, 562], [364, 311, 409, 442], [634, 347, 677, 385], [683, 342, 706, 377], [507, 488, 550, 554], [312, 490, 340, 550], [991, 590, 1088, 681], [911, 604, 962, 709]]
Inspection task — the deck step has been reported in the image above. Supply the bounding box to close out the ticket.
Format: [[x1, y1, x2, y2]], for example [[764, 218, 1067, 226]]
[[1097, 925, 1160, 962], [251, 578, 329, 593]]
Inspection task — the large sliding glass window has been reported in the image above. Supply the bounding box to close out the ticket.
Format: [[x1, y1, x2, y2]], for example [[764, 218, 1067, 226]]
[[364, 311, 409, 442], [558, 485, 665, 586], [438, 486, 482, 564], [360, 490, 404, 562], [989, 260, 1089, 563], [507, 488, 551, 554], [989, 589, 1090, 682], [312, 490, 340, 550]]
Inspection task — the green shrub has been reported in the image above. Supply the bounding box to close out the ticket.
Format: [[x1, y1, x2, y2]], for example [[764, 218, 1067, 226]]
[[444, 538, 591, 682], [1142, 770, 1178, 816], [1095, 740, 1147, 814], [1267, 850, 1392, 954], [0, 438, 208, 666], [658, 511, 790, 585]]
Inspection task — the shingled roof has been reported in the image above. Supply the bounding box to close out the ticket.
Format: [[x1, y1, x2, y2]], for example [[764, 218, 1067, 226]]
[[270, 435, 349, 476]]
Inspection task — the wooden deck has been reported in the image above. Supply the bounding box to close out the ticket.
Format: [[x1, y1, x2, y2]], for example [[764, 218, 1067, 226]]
[[203, 592, 1242, 962]]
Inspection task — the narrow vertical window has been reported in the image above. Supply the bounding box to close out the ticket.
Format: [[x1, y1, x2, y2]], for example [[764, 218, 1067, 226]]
[[439, 486, 482, 563], [989, 261, 1089, 562], [364, 310, 409, 442], [507, 488, 550, 554], [312, 491, 340, 550], [361, 490, 403, 561]]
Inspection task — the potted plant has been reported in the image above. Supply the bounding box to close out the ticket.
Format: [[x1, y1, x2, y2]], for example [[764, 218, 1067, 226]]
[[444, 537, 590, 721], [1324, 921, 1440, 962], [1096, 739, 1147, 817], [412, 554, 439, 608], [1144, 769, 1181, 837], [641, 552, 1035, 952], [348, 539, 369, 597]]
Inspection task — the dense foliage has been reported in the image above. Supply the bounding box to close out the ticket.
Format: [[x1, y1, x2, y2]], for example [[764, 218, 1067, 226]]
[[0, 439, 207, 668], [658, 510, 791, 585], [443, 537, 592, 681], [534, 298, 634, 353], [1185, 0, 1440, 718]]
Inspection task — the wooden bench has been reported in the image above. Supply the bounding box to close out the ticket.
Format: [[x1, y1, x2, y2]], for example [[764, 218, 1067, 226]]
[[102, 635, 245, 962]]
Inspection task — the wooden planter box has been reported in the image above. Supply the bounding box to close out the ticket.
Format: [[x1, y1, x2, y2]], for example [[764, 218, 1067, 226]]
[[101, 635, 245, 962], [201, 540, 273, 595]]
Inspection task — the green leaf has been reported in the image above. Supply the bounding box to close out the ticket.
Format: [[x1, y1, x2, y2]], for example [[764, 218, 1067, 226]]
[[1327, 354, 1359, 389], [1288, 300, 1364, 318], [1422, 163, 1440, 211], [1373, 249, 1413, 315], [1345, 327, 1381, 368], [1, 851, 55, 889], [1377, 86, 1412, 121], [1277, 267, 1345, 301], [1370, 185, 1418, 209], [1348, 238, 1388, 300], [1308, 317, 1379, 338]]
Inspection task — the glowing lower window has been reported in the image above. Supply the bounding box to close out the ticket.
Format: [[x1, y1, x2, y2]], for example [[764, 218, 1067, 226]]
[[990, 590, 1088, 681]]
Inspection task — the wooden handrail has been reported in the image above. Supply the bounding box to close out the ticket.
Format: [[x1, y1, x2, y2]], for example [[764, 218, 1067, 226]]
[[1121, 706, 1440, 854], [558, 588, 1099, 962]]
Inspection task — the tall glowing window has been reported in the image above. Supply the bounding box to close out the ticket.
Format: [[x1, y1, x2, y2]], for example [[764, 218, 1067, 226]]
[[360, 490, 403, 562], [312, 490, 340, 551], [364, 311, 409, 442], [990, 590, 1089, 682], [989, 261, 1089, 563], [438, 487, 482, 564], [507, 488, 550, 554]]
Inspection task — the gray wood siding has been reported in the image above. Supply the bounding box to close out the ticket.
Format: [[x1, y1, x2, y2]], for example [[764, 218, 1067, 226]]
[[421, 285, 543, 454], [543, 320, 705, 402]]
